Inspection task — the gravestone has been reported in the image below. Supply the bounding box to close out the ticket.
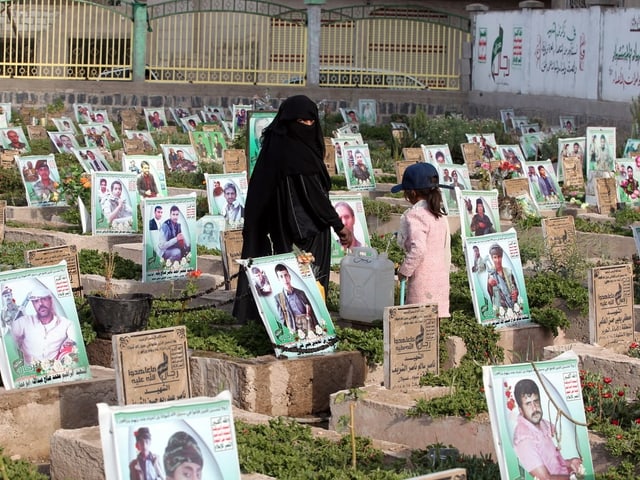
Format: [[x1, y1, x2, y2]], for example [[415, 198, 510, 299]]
[[542, 216, 577, 265], [25, 244, 82, 295], [589, 264, 635, 349], [402, 147, 423, 163], [395, 160, 415, 183], [562, 155, 585, 190], [461, 142, 483, 171], [112, 326, 191, 405], [223, 149, 247, 174], [383, 303, 439, 390], [595, 177, 617, 214], [324, 138, 336, 176], [221, 229, 243, 290]]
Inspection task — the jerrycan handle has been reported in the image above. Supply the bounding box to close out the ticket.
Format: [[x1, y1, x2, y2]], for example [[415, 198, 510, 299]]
[[350, 246, 378, 263]]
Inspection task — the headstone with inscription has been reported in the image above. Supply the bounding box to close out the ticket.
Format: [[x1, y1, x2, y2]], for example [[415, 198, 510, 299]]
[[461, 142, 483, 171], [221, 229, 243, 290], [323, 138, 336, 176], [402, 147, 423, 163], [595, 177, 617, 214], [0, 200, 5, 242], [395, 160, 415, 183], [383, 303, 439, 390], [223, 149, 247, 174], [562, 156, 585, 190], [542, 216, 577, 265], [25, 245, 82, 295], [27, 125, 48, 140], [589, 264, 634, 349], [112, 326, 191, 405]]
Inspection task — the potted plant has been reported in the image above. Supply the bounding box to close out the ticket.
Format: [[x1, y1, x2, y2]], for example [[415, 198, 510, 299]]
[[85, 251, 154, 339]]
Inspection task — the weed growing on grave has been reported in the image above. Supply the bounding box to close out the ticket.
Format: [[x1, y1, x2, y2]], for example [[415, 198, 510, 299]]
[[0, 448, 48, 479]]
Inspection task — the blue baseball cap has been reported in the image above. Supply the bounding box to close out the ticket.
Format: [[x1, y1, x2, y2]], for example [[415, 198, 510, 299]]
[[391, 162, 451, 193]]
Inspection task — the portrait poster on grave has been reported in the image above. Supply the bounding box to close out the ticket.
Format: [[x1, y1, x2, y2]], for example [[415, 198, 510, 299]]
[[343, 144, 376, 192], [562, 156, 586, 191], [588, 263, 634, 348], [142, 194, 197, 283], [586, 126, 616, 197], [25, 245, 82, 296], [623, 138, 640, 158], [91, 171, 139, 235], [525, 160, 565, 210], [143, 108, 168, 132], [358, 99, 377, 126], [614, 159, 640, 207], [189, 131, 213, 162], [48, 130, 81, 153], [112, 326, 191, 405], [222, 149, 246, 174], [0, 261, 91, 390], [455, 188, 500, 241], [221, 229, 243, 290], [333, 133, 364, 174], [557, 136, 585, 181], [98, 391, 242, 480], [204, 172, 248, 230], [246, 111, 276, 178], [437, 163, 471, 216], [231, 104, 252, 139], [120, 109, 141, 131], [483, 352, 594, 480], [383, 303, 439, 390], [160, 144, 198, 173], [461, 142, 483, 171], [421, 144, 453, 165], [196, 215, 225, 251], [632, 222, 640, 256], [329, 193, 370, 265], [1, 126, 31, 153], [124, 130, 156, 151], [0, 150, 15, 168], [465, 133, 501, 162], [16, 154, 66, 207], [500, 108, 516, 133], [503, 178, 539, 218], [595, 177, 617, 215], [239, 252, 337, 358], [463, 229, 531, 328], [497, 144, 526, 175], [75, 147, 111, 173], [541, 216, 577, 265], [121, 154, 168, 200]]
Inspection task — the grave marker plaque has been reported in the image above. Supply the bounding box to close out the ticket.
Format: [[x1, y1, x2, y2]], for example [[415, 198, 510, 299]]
[[395, 160, 415, 183], [324, 138, 336, 176], [402, 147, 423, 163], [595, 177, 617, 214], [562, 156, 585, 189], [223, 149, 247, 174], [0, 200, 5, 242], [589, 264, 635, 348], [503, 177, 531, 198], [25, 244, 82, 295], [461, 142, 483, 171], [27, 125, 48, 140], [384, 303, 439, 390], [542, 216, 577, 265], [112, 326, 192, 405], [0, 151, 15, 168], [221, 229, 243, 290]]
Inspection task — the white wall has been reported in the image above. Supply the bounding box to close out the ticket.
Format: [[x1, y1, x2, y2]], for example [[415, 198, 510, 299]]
[[472, 7, 640, 102]]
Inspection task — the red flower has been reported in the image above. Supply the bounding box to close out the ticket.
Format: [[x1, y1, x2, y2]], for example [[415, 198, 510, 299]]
[[618, 390, 625, 397], [585, 406, 594, 412], [603, 377, 613, 384], [602, 392, 613, 398], [631, 342, 639, 349], [187, 269, 202, 279], [635, 418, 640, 424], [616, 434, 623, 439], [612, 419, 620, 425]]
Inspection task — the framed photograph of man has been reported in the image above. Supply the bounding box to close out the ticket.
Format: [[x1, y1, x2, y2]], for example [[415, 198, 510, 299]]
[[201, 105, 226, 123], [339, 107, 359, 125], [204, 172, 248, 229], [500, 108, 516, 133], [208, 131, 227, 162], [98, 392, 242, 480], [0, 102, 11, 123], [190, 131, 213, 162], [559, 115, 576, 134], [497, 145, 526, 176], [144, 108, 168, 131], [122, 154, 168, 201], [124, 130, 157, 151], [0, 262, 91, 390], [73, 103, 93, 124], [169, 106, 191, 128], [466, 133, 501, 162], [161, 144, 198, 173], [332, 133, 363, 174], [436, 163, 471, 215], [342, 144, 375, 191], [241, 252, 338, 358], [196, 215, 225, 251], [92, 171, 139, 235], [557, 136, 585, 181], [483, 355, 594, 480], [231, 104, 251, 139], [512, 116, 529, 136], [52, 116, 78, 134], [329, 194, 370, 264], [1, 127, 30, 153], [180, 114, 202, 132], [456, 188, 500, 241], [142, 194, 197, 282], [358, 99, 377, 126], [525, 160, 565, 210], [520, 132, 546, 160], [421, 144, 453, 165], [79, 124, 107, 149], [623, 138, 640, 158], [586, 126, 616, 197], [614, 159, 640, 207], [75, 147, 111, 172], [17, 154, 66, 207], [48, 131, 80, 154], [247, 111, 276, 178], [463, 229, 531, 327]]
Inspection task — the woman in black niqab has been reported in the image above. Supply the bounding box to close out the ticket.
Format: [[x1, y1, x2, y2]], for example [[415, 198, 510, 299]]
[[232, 95, 352, 322]]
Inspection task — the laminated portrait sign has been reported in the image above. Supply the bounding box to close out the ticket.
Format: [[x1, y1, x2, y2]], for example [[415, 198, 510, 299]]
[[112, 326, 192, 405], [231, 104, 252, 139], [623, 138, 640, 158], [332, 133, 364, 175], [0, 261, 91, 389], [525, 160, 565, 211], [588, 263, 635, 349], [25, 244, 82, 296], [246, 111, 276, 178], [557, 136, 585, 182], [240, 252, 338, 358], [75, 147, 111, 173], [196, 215, 225, 252], [395, 159, 415, 184], [483, 353, 594, 480], [465, 133, 500, 162], [16, 154, 67, 207], [142, 194, 198, 283], [98, 391, 241, 480], [463, 229, 531, 328], [143, 108, 169, 132], [92, 171, 139, 235], [421, 144, 453, 165], [358, 99, 377, 126], [1, 126, 31, 153], [500, 108, 516, 133], [329, 193, 370, 265], [437, 163, 471, 216], [496, 145, 526, 176], [204, 172, 248, 230], [614, 159, 640, 207], [121, 154, 169, 201], [456, 188, 500, 242], [124, 130, 157, 152], [323, 137, 336, 176], [161, 144, 198, 173], [342, 144, 376, 192], [586, 126, 616, 197]]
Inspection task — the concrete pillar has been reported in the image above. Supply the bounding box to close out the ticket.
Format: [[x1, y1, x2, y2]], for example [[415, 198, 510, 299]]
[[305, 0, 325, 86], [464, 4, 489, 92], [132, 1, 148, 83]]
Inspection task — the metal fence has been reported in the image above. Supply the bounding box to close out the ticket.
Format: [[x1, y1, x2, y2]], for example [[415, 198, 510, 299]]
[[0, 0, 469, 90]]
